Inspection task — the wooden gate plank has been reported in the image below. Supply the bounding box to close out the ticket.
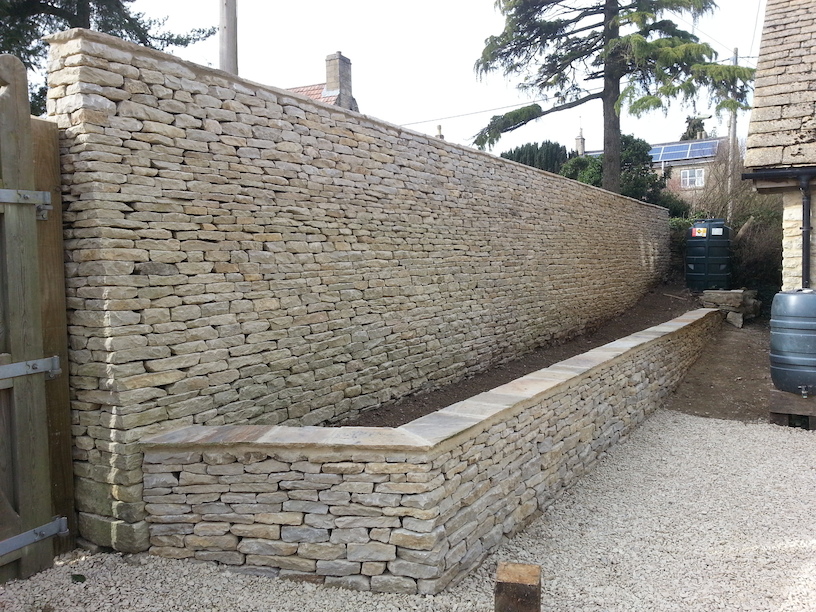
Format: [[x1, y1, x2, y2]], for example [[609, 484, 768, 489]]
[[31, 117, 75, 554], [0, 54, 54, 579]]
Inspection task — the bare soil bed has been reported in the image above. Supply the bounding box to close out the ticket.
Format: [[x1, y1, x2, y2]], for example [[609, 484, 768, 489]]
[[343, 280, 772, 428]]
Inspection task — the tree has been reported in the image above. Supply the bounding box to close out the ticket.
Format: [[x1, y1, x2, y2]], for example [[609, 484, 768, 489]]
[[0, 0, 215, 114], [474, 0, 754, 194], [500, 140, 571, 173], [559, 134, 688, 216], [680, 115, 708, 140]]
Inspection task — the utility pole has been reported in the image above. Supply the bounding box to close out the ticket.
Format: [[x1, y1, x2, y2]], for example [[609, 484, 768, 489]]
[[726, 47, 738, 222], [220, 0, 238, 75]]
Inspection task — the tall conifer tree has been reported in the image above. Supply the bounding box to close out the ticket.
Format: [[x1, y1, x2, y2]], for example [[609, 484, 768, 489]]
[[475, 0, 753, 193]]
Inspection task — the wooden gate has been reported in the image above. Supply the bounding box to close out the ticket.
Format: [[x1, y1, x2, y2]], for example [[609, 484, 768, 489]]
[[0, 55, 74, 582]]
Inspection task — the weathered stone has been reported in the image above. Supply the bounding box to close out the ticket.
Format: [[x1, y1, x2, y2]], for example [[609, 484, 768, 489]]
[[370, 575, 417, 594], [387, 559, 442, 580], [280, 526, 329, 543], [184, 534, 238, 550], [297, 542, 346, 560], [77, 513, 149, 553], [237, 538, 297, 556], [346, 542, 396, 562], [389, 527, 444, 550], [230, 524, 281, 539], [316, 559, 362, 576], [324, 575, 371, 591], [245, 555, 316, 572]]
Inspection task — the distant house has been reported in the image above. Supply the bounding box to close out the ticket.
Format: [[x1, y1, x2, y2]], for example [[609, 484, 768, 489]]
[[585, 136, 725, 204], [288, 51, 359, 112], [649, 137, 726, 198]]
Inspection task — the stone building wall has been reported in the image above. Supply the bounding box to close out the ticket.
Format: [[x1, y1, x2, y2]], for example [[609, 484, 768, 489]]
[[744, 0, 816, 291], [142, 309, 721, 594], [45, 29, 668, 550]]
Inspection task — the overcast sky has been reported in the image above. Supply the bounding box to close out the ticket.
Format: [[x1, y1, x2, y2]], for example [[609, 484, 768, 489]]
[[131, 0, 767, 155]]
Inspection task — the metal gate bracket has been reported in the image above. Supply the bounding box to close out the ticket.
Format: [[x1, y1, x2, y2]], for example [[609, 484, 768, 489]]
[[0, 356, 61, 381], [0, 188, 53, 220], [0, 517, 69, 558]]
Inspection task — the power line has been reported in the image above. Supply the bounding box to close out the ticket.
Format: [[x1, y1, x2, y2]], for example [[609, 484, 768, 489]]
[[399, 99, 547, 127], [749, 0, 764, 58]]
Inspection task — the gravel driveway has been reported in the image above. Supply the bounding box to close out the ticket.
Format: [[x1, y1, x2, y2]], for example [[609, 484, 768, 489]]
[[3, 409, 815, 611]]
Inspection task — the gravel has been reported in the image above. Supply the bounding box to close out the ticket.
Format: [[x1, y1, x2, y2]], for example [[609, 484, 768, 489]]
[[3, 409, 816, 612]]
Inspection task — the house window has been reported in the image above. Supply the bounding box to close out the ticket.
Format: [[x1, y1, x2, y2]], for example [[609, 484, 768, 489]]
[[680, 168, 705, 188]]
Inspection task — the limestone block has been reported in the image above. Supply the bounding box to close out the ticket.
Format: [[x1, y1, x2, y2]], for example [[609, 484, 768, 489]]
[[255, 512, 303, 526], [230, 524, 281, 539], [370, 575, 417, 594], [298, 542, 346, 560], [316, 560, 362, 577], [118, 100, 174, 123], [78, 513, 149, 553], [324, 575, 370, 590], [347, 542, 396, 562], [195, 551, 244, 565], [280, 526, 329, 543], [184, 534, 238, 551], [389, 527, 444, 550], [387, 559, 441, 580], [237, 539, 298, 556], [193, 522, 231, 536], [247, 555, 316, 572]]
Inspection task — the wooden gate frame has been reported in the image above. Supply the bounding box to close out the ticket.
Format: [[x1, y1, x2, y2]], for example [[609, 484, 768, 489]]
[[0, 54, 74, 582]]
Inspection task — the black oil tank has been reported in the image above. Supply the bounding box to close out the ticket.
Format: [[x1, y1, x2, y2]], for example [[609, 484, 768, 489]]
[[685, 219, 731, 292], [770, 290, 816, 394]]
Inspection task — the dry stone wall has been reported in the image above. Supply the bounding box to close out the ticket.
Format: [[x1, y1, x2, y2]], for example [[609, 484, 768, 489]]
[[142, 309, 721, 594], [45, 29, 668, 551]]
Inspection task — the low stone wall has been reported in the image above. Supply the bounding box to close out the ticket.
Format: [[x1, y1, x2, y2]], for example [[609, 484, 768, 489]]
[[142, 308, 720, 594], [44, 29, 670, 550]]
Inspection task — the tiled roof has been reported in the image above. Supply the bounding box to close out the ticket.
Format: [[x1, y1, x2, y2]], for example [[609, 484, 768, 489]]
[[287, 83, 339, 106], [745, 0, 816, 169]]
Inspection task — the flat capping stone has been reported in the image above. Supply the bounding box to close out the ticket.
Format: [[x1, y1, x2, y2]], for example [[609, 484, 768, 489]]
[[142, 308, 720, 453]]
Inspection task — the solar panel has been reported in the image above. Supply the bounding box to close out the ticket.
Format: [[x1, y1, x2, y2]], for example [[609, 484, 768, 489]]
[[649, 139, 721, 163]]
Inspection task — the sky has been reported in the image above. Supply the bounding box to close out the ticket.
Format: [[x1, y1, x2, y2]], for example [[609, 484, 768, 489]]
[[130, 0, 767, 156]]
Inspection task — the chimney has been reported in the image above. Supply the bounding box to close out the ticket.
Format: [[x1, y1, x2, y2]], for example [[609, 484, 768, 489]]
[[324, 51, 359, 112], [576, 128, 586, 156]]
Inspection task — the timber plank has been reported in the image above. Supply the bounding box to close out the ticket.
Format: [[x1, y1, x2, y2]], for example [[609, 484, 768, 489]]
[[0, 54, 54, 579], [31, 117, 75, 554]]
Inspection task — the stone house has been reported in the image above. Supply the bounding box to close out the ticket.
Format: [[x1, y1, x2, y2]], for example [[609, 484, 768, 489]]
[[288, 51, 359, 112], [744, 0, 816, 291], [649, 137, 726, 207]]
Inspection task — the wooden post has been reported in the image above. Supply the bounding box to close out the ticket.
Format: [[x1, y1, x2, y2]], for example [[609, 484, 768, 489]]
[[0, 54, 54, 579], [32, 117, 75, 553], [495, 561, 541, 612]]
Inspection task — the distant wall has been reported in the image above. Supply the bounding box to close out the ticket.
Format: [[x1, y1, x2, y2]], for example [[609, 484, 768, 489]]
[[46, 29, 668, 551], [142, 309, 720, 594]]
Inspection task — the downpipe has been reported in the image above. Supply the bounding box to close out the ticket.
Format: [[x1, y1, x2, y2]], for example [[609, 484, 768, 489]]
[[742, 166, 816, 289]]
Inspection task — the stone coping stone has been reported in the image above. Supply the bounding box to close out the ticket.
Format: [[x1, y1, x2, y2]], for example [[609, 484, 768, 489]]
[[142, 308, 720, 453]]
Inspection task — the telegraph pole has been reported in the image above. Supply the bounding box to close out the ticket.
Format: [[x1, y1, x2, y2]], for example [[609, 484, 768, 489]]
[[220, 0, 238, 74], [726, 47, 738, 222]]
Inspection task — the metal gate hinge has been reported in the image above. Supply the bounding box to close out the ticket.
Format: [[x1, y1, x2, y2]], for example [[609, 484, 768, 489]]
[[0, 517, 69, 558], [0, 356, 61, 381], [0, 188, 53, 220]]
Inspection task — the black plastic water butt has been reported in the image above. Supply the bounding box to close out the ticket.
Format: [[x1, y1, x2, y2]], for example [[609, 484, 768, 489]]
[[770, 290, 816, 395]]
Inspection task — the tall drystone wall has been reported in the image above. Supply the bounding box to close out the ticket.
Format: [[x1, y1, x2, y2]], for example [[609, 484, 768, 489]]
[[45, 29, 668, 551]]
